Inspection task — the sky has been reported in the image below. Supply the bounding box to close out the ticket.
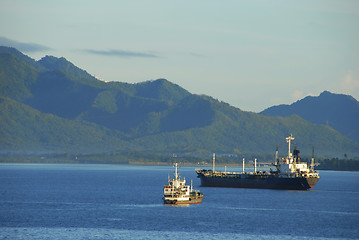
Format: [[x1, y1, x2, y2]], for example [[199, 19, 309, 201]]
[[1, 0, 359, 112]]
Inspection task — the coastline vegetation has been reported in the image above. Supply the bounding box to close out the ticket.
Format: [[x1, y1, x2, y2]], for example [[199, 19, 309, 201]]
[[1, 152, 358, 171], [316, 158, 359, 171]]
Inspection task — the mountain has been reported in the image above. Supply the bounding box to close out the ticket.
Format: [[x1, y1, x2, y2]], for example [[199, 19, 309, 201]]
[[0, 96, 129, 153], [261, 91, 359, 143], [1, 46, 359, 158]]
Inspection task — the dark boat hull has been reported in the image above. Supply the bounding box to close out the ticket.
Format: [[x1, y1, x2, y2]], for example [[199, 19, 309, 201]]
[[197, 172, 319, 190]]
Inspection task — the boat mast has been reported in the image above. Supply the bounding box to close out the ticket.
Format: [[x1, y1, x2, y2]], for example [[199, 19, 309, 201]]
[[311, 147, 315, 170], [175, 162, 178, 180], [286, 134, 295, 159], [242, 158, 245, 173], [254, 158, 257, 173], [275, 145, 279, 165], [212, 153, 216, 172]]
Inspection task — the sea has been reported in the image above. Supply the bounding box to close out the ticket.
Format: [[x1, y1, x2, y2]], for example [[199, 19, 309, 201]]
[[0, 164, 358, 240]]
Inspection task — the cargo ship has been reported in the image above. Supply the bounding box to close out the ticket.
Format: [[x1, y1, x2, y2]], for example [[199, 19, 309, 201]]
[[163, 163, 204, 204], [196, 135, 319, 190]]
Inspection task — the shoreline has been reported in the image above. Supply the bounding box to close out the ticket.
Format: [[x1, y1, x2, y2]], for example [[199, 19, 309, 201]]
[[1, 161, 358, 171]]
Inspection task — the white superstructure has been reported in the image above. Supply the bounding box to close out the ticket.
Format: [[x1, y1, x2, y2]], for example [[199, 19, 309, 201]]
[[163, 163, 203, 204], [275, 134, 319, 179]]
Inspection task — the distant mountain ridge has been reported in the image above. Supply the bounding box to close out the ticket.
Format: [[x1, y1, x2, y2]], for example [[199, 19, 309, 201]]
[[1, 46, 358, 158], [261, 91, 359, 143]]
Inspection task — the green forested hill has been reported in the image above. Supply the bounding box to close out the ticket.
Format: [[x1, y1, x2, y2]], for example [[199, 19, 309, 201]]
[[261, 91, 359, 143], [0, 96, 130, 153], [130, 97, 357, 157], [1, 46, 358, 158]]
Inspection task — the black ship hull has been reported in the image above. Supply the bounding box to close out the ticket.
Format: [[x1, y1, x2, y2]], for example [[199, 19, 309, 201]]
[[196, 172, 319, 190]]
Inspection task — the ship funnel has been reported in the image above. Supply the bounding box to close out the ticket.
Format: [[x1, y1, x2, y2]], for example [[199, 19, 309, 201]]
[[293, 146, 300, 163]]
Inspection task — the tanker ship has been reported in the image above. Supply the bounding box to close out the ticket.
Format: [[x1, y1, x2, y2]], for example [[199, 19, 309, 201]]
[[196, 135, 319, 190]]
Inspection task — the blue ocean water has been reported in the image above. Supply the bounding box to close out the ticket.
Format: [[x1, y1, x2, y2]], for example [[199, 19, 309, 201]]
[[0, 164, 358, 239]]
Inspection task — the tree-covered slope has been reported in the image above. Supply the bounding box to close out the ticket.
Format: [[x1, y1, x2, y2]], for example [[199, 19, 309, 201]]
[[0, 52, 38, 101], [261, 91, 359, 143], [0, 96, 129, 153], [1, 46, 358, 157], [131, 97, 358, 157]]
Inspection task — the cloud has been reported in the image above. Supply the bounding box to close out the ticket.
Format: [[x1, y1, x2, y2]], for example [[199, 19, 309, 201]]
[[189, 52, 207, 58], [0, 36, 50, 52], [291, 90, 304, 102], [83, 49, 159, 58], [340, 71, 359, 93], [291, 90, 316, 103]]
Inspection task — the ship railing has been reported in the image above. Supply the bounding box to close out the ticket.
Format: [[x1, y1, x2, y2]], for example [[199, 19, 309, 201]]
[[164, 193, 183, 197], [191, 189, 201, 193]]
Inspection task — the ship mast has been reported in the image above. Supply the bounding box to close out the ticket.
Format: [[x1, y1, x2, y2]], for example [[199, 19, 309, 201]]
[[212, 153, 216, 172], [286, 134, 294, 159], [311, 147, 315, 170], [175, 162, 178, 180]]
